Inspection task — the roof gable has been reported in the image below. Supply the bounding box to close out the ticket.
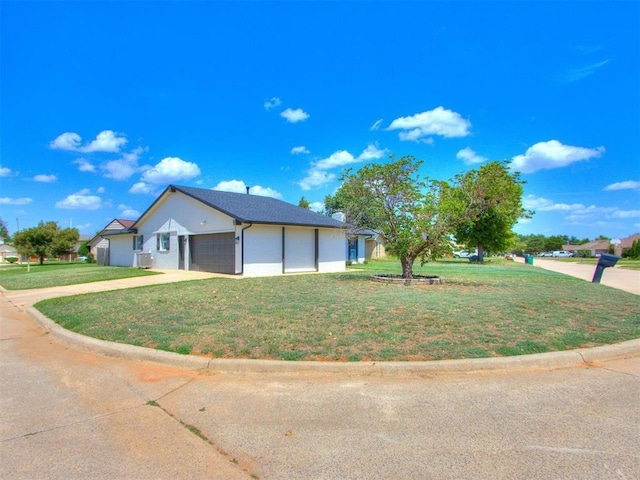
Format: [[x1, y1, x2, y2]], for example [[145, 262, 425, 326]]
[[147, 185, 344, 229]]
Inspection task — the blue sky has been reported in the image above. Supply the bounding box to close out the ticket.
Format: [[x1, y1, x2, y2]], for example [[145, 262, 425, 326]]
[[1, 1, 638, 241]]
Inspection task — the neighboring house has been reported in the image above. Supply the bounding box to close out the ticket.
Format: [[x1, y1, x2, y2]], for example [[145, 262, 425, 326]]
[[104, 185, 346, 275], [563, 240, 610, 257], [0, 243, 18, 263], [348, 228, 386, 263], [616, 233, 640, 256], [89, 219, 136, 265]]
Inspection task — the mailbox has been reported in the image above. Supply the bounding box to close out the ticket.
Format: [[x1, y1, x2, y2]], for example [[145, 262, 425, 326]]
[[597, 253, 620, 268], [592, 253, 620, 283]]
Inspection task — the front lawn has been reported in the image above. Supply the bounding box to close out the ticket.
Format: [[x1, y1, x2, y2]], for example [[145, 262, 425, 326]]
[[0, 263, 160, 290], [35, 258, 639, 361]]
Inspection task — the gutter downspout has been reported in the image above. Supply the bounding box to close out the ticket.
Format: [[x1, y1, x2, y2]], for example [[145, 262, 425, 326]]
[[239, 222, 253, 275]]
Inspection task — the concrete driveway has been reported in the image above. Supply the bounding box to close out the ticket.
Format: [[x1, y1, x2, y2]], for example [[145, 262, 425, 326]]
[[531, 258, 640, 295], [1, 269, 639, 479]]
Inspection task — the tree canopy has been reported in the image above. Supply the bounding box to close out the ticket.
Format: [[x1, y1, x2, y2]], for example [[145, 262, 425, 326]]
[[333, 156, 530, 277], [13, 221, 79, 264], [452, 161, 528, 261], [0, 217, 9, 241], [337, 155, 476, 278], [298, 196, 311, 209]]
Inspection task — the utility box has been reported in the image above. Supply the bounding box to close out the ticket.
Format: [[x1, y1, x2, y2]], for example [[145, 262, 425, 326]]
[[136, 252, 153, 269], [592, 253, 620, 283]]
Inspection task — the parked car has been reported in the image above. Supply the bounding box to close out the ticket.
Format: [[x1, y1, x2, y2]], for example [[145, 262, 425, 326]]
[[538, 252, 553, 257], [552, 250, 573, 258], [453, 250, 473, 258]]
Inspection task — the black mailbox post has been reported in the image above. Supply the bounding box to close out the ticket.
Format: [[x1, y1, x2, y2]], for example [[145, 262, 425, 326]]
[[592, 253, 621, 283]]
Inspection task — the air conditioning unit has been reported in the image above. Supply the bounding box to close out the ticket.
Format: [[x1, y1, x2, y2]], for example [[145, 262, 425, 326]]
[[136, 252, 153, 268]]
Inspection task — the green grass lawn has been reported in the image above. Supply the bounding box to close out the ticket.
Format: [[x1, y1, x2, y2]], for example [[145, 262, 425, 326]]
[[0, 262, 160, 290], [34, 258, 639, 361]]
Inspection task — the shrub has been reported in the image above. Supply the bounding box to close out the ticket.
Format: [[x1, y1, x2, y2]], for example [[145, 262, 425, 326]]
[[5, 256, 18, 264]]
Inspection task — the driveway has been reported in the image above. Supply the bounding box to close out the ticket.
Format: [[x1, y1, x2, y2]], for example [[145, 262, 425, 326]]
[[1, 270, 639, 479], [523, 257, 640, 295]]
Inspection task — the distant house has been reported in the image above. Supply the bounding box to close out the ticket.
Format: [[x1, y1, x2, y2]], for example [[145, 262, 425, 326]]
[[617, 233, 640, 256], [88, 219, 136, 265], [563, 240, 610, 257], [0, 243, 18, 263], [104, 185, 346, 275], [57, 235, 93, 262], [348, 228, 386, 263]]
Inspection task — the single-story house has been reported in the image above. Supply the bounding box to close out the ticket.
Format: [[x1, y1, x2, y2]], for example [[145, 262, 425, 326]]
[[563, 239, 611, 257], [104, 185, 346, 275], [0, 243, 18, 263], [88, 219, 135, 259], [348, 228, 386, 263]]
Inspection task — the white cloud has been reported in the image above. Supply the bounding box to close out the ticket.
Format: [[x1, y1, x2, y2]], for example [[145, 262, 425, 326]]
[[50, 130, 127, 153], [511, 140, 605, 174], [358, 144, 386, 161], [309, 201, 324, 213], [388, 106, 471, 142], [291, 146, 310, 155], [610, 210, 640, 219], [141, 156, 201, 185], [299, 170, 337, 191], [50, 132, 82, 151], [0, 165, 12, 177], [118, 204, 140, 218], [74, 158, 96, 173], [102, 146, 148, 181], [264, 97, 282, 110], [523, 195, 586, 212], [299, 144, 386, 190], [456, 147, 487, 165], [523, 194, 633, 227], [603, 180, 640, 191], [129, 182, 156, 195], [83, 130, 127, 153], [564, 59, 610, 83], [212, 180, 283, 199], [55, 189, 103, 210], [0, 197, 32, 205], [314, 150, 356, 170], [280, 108, 310, 123], [33, 174, 57, 183], [97, 186, 105, 194], [370, 119, 383, 131]]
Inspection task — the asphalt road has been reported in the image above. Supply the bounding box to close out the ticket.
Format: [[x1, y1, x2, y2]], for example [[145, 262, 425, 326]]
[[1, 266, 639, 479]]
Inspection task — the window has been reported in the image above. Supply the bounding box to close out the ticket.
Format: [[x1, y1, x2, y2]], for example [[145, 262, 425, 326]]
[[157, 233, 170, 251], [133, 235, 143, 251]]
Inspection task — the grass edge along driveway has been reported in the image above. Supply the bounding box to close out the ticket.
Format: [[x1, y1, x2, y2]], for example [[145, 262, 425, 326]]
[[33, 259, 640, 362], [0, 263, 160, 290]]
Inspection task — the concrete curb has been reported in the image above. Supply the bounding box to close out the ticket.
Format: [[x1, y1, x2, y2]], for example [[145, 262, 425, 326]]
[[28, 306, 640, 377]]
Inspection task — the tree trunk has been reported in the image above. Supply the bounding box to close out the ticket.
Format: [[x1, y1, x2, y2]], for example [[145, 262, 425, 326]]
[[400, 255, 415, 279], [39, 254, 45, 265], [477, 243, 485, 264]]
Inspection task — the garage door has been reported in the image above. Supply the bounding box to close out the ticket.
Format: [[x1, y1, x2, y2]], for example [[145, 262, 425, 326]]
[[190, 233, 236, 274]]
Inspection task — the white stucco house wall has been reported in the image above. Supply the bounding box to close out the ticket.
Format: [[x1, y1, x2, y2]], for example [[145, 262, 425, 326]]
[[104, 185, 346, 275]]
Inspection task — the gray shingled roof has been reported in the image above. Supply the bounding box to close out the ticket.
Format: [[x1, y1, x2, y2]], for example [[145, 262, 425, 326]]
[[167, 185, 344, 228]]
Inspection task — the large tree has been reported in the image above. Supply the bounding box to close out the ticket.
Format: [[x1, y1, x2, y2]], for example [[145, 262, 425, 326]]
[[13, 221, 79, 265], [453, 162, 528, 262], [338, 155, 476, 278]]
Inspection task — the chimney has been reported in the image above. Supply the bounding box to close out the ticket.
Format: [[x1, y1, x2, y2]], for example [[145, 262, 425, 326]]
[[246, 186, 251, 194]]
